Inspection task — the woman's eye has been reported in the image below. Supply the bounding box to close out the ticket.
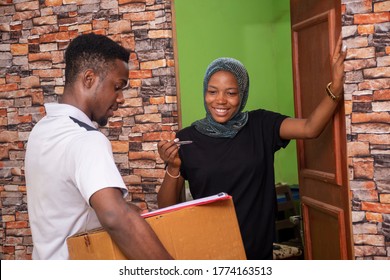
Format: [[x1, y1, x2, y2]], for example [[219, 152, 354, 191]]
[[227, 91, 238, 96], [207, 90, 217, 95]]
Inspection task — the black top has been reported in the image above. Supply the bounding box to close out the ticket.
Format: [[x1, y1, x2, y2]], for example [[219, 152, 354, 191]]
[[177, 109, 290, 259]]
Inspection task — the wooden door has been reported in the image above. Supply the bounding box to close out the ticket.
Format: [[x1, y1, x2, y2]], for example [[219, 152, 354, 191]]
[[290, 0, 353, 259]]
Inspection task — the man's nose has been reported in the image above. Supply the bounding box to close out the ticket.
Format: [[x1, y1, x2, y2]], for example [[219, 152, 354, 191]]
[[117, 91, 125, 104]]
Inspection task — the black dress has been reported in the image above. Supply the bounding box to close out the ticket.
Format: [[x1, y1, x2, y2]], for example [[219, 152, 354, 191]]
[[177, 109, 290, 260]]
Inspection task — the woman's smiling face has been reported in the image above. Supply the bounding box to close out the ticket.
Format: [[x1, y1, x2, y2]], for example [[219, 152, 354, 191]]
[[205, 70, 240, 124]]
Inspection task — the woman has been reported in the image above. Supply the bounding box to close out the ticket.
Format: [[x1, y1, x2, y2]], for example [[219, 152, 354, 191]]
[[157, 38, 346, 259]]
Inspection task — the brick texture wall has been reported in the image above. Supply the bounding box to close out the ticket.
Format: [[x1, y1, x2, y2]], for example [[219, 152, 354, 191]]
[[342, 0, 390, 259], [1, 0, 389, 261], [0, 0, 178, 260]]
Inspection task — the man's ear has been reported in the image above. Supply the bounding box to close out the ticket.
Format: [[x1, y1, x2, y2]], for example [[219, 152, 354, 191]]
[[83, 69, 97, 89]]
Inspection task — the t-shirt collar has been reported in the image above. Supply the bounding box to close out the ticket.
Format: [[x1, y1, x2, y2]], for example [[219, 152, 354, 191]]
[[44, 103, 97, 129]]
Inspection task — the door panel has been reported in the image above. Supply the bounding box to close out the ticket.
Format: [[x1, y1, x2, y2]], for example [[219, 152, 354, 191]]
[[290, 0, 353, 259], [303, 197, 348, 260]]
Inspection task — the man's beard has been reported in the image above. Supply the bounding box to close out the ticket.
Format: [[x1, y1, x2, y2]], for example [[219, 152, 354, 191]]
[[97, 116, 108, 127]]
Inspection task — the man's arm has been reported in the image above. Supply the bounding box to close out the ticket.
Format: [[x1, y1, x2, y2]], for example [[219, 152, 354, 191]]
[[90, 187, 173, 260]]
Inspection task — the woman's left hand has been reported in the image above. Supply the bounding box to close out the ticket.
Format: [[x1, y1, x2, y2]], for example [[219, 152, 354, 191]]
[[330, 35, 347, 96]]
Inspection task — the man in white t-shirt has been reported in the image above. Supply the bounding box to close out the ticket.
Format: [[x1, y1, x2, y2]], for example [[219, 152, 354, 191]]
[[25, 33, 172, 260]]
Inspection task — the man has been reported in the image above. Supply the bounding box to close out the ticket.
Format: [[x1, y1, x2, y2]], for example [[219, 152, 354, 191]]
[[25, 33, 172, 260]]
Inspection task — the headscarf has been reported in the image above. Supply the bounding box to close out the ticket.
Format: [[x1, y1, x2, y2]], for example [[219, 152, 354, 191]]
[[193, 57, 249, 138]]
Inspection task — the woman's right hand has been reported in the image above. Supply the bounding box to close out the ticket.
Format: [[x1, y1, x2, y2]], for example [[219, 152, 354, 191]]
[[157, 139, 182, 168], [157, 139, 185, 208]]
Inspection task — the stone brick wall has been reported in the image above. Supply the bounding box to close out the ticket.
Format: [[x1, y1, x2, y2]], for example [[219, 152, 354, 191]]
[[342, 0, 390, 259], [1, 0, 389, 261], [0, 0, 178, 260]]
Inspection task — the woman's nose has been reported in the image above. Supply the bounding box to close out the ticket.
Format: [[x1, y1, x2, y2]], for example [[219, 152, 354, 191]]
[[215, 92, 226, 103]]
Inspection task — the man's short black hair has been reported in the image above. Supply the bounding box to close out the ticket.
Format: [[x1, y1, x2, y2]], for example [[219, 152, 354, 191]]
[[64, 33, 130, 85]]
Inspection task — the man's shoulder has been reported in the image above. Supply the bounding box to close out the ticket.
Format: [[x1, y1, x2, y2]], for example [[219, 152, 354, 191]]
[[69, 116, 98, 131], [70, 128, 108, 146]]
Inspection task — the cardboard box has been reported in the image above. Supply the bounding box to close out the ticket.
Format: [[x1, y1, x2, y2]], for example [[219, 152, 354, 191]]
[[67, 193, 246, 260]]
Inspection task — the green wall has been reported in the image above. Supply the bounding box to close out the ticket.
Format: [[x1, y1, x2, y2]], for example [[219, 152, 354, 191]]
[[174, 0, 298, 185]]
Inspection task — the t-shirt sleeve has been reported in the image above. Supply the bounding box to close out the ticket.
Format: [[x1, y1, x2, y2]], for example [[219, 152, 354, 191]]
[[251, 109, 290, 152], [68, 131, 128, 204], [273, 113, 290, 151]]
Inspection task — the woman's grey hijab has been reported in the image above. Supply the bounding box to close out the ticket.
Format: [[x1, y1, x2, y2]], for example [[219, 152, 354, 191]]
[[193, 57, 249, 138]]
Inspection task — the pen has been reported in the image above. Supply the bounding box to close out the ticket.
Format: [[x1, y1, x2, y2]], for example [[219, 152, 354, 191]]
[[175, 140, 193, 145]]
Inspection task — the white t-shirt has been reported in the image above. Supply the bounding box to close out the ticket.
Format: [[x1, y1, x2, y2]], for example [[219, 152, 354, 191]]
[[25, 103, 127, 259]]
